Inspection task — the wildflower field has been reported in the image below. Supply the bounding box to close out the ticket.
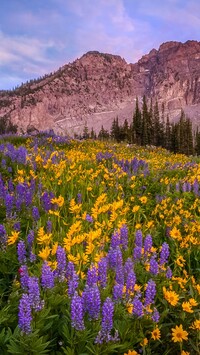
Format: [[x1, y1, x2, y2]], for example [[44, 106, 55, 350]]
[[0, 134, 199, 355]]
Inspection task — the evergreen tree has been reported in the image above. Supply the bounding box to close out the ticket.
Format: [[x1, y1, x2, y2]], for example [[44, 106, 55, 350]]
[[141, 95, 149, 145], [90, 127, 96, 139], [83, 123, 89, 139], [98, 125, 109, 140], [132, 97, 142, 145], [165, 115, 171, 150]]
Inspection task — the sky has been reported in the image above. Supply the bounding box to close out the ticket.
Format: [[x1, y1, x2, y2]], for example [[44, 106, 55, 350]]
[[0, 0, 200, 90]]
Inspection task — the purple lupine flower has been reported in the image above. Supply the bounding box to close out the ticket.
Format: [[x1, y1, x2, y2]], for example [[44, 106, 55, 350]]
[[66, 261, 75, 280], [182, 182, 187, 193], [101, 297, 114, 334], [85, 214, 93, 223], [71, 292, 85, 331], [193, 179, 199, 196], [19, 265, 29, 290], [166, 266, 173, 279], [132, 297, 143, 318], [16, 198, 22, 212], [27, 230, 34, 249], [7, 166, 12, 173], [41, 191, 54, 212], [68, 272, 79, 298], [8, 179, 14, 193], [0, 224, 7, 250], [113, 283, 124, 302], [77, 193, 82, 204], [56, 246, 66, 281], [124, 258, 134, 281], [1, 158, 6, 168], [120, 224, 128, 250], [160, 242, 170, 266], [41, 261, 55, 289], [0, 175, 6, 199], [152, 308, 160, 322], [98, 257, 108, 288], [82, 285, 101, 320], [18, 293, 32, 334], [135, 230, 143, 247], [14, 222, 21, 231], [16, 183, 26, 200], [175, 182, 180, 192], [32, 206, 40, 222], [46, 220, 52, 233], [115, 260, 124, 285], [5, 193, 14, 218], [144, 234, 153, 254], [133, 246, 142, 261], [149, 255, 159, 275], [25, 190, 33, 207], [144, 279, 156, 306], [28, 277, 44, 311], [17, 240, 26, 264], [16, 146, 27, 165], [29, 250, 36, 263], [110, 231, 121, 249], [86, 266, 98, 287], [126, 270, 136, 296], [108, 246, 122, 269]]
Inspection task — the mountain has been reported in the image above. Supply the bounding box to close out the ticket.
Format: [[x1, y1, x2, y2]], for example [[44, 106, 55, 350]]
[[0, 40, 200, 135]]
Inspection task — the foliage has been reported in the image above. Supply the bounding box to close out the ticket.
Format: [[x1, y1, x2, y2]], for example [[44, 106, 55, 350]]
[[0, 136, 199, 354]]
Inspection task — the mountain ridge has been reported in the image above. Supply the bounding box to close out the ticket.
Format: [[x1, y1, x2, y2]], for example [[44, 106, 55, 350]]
[[0, 40, 200, 135]]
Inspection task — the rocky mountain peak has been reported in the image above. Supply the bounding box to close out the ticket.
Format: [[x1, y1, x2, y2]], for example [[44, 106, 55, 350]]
[[0, 40, 200, 135]]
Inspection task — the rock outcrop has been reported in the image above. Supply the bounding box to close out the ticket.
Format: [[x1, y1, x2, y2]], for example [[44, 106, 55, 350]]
[[0, 40, 200, 134]]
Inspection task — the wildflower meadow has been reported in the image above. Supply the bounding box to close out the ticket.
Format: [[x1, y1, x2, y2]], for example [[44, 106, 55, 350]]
[[0, 133, 199, 355]]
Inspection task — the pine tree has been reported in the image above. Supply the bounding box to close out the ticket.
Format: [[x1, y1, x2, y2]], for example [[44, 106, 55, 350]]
[[141, 95, 149, 145], [165, 115, 171, 150], [132, 97, 142, 145]]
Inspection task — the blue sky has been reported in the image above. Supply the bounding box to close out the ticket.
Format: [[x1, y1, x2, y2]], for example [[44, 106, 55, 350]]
[[0, 0, 200, 90]]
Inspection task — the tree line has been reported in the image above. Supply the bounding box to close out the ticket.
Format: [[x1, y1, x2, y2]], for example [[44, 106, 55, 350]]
[[82, 96, 200, 156]]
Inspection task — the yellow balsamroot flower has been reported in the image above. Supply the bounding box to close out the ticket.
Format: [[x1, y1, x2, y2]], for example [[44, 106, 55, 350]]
[[176, 255, 186, 267], [69, 198, 82, 214], [47, 261, 57, 270], [171, 324, 188, 342], [51, 195, 64, 208], [85, 243, 95, 255], [151, 327, 161, 340], [189, 298, 198, 307], [163, 287, 179, 306], [170, 226, 182, 241], [126, 303, 133, 314], [38, 246, 51, 260], [181, 351, 190, 355], [51, 242, 58, 255], [124, 350, 139, 355], [190, 319, 200, 330], [132, 205, 140, 213], [7, 231, 20, 245], [135, 223, 141, 229], [146, 220, 154, 229], [182, 302, 193, 313], [196, 284, 200, 294], [37, 233, 52, 245], [140, 338, 148, 346], [139, 196, 147, 204]]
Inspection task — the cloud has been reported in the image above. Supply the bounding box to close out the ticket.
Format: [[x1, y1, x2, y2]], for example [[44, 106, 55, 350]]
[[0, 0, 199, 89]]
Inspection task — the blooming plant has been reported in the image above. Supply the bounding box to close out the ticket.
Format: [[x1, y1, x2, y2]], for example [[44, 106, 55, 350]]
[[0, 135, 199, 354]]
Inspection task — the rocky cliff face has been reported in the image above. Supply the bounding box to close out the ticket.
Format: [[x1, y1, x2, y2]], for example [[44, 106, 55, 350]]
[[0, 40, 200, 134]]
